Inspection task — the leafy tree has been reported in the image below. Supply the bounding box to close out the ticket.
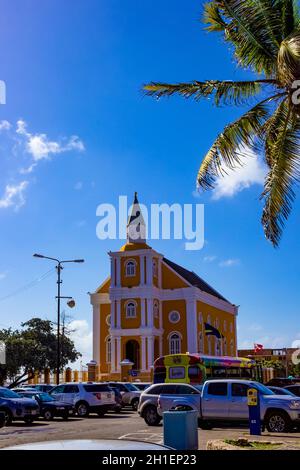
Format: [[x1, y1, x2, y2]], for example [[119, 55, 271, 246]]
[[144, 1, 300, 246], [0, 318, 81, 386]]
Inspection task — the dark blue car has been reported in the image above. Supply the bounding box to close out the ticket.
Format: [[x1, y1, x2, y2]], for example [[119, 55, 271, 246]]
[[18, 391, 74, 421]]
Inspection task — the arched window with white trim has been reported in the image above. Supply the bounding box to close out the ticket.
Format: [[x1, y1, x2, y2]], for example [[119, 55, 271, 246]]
[[169, 332, 181, 355], [125, 259, 136, 277], [106, 337, 111, 363], [125, 300, 137, 318]]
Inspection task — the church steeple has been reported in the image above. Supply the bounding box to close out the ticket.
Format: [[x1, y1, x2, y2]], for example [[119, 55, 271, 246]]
[[127, 192, 146, 244]]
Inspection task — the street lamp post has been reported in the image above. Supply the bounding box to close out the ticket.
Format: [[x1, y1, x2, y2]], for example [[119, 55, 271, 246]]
[[33, 254, 84, 385]]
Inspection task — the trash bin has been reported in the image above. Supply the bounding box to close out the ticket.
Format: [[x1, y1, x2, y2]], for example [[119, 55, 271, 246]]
[[0, 411, 5, 428], [163, 410, 198, 450]]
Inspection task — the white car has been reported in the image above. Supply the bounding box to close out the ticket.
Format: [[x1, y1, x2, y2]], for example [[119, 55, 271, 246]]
[[50, 382, 115, 417]]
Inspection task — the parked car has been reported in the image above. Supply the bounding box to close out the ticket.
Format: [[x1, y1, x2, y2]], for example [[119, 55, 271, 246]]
[[107, 382, 141, 410], [13, 384, 54, 393], [156, 379, 300, 433], [132, 382, 152, 391], [12, 387, 37, 393], [50, 382, 115, 417], [109, 387, 123, 413], [17, 391, 74, 420], [268, 386, 296, 396], [266, 378, 300, 387], [3, 439, 172, 450], [0, 386, 39, 425], [285, 385, 300, 397], [138, 382, 201, 426]]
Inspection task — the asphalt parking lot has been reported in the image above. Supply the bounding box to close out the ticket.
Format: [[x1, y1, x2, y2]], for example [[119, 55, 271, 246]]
[[1, 409, 300, 450]]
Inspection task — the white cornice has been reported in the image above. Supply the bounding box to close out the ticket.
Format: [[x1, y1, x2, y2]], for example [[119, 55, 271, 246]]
[[108, 249, 164, 258], [110, 327, 164, 337], [90, 293, 110, 305]]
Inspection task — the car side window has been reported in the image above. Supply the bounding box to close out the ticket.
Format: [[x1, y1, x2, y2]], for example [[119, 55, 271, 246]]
[[148, 385, 164, 395], [176, 385, 199, 395], [160, 385, 177, 395], [231, 383, 249, 397], [51, 385, 64, 394], [64, 385, 79, 393], [207, 382, 228, 396]]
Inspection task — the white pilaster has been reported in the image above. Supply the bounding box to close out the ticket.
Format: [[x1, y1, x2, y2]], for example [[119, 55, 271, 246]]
[[147, 336, 154, 370], [186, 299, 197, 354], [92, 303, 100, 364], [110, 256, 115, 288], [116, 300, 121, 328], [158, 257, 162, 288], [146, 298, 153, 327], [111, 300, 116, 329], [140, 255, 145, 285], [116, 336, 121, 372], [116, 257, 121, 287], [141, 298, 146, 328], [159, 300, 163, 331], [141, 336, 147, 371], [111, 338, 116, 373], [146, 254, 153, 286]]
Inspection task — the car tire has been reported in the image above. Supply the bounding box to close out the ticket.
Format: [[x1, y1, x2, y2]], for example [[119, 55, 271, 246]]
[[97, 410, 106, 418], [265, 411, 291, 433], [2, 409, 12, 426], [76, 402, 90, 418], [62, 412, 69, 420], [198, 419, 213, 430], [24, 417, 35, 425], [143, 406, 161, 426], [131, 398, 139, 411], [43, 409, 54, 421]]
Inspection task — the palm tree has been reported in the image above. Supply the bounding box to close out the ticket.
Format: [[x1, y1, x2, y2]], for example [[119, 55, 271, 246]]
[[144, 1, 300, 246]]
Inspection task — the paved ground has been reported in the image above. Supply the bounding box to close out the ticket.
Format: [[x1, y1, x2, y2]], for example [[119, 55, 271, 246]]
[[1, 409, 300, 450]]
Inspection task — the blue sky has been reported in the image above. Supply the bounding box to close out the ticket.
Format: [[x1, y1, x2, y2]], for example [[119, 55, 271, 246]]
[[0, 0, 299, 364]]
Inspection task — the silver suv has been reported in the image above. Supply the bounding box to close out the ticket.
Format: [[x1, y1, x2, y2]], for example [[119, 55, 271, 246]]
[[108, 382, 141, 410], [50, 382, 115, 417]]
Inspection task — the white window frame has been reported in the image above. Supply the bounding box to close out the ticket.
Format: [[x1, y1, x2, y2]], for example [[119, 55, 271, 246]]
[[125, 259, 136, 277], [106, 336, 111, 363], [106, 314, 111, 326], [168, 332, 182, 355], [153, 300, 159, 318], [125, 300, 137, 318]]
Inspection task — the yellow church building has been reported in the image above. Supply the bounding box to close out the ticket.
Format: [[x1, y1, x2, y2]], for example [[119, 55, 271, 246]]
[[90, 194, 238, 381]]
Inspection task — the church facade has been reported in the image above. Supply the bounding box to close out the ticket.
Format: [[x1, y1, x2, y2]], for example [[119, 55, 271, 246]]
[[90, 194, 238, 381]]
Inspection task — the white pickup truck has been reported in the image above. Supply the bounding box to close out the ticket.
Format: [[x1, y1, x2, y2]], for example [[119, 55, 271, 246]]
[[157, 379, 300, 433]]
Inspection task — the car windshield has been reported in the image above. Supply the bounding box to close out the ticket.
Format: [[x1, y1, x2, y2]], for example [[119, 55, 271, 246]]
[[37, 393, 54, 402], [125, 383, 139, 391], [0, 388, 20, 399], [253, 383, 275, 395]]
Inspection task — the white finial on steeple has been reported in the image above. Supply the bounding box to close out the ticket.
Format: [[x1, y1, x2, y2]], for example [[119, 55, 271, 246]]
[[127, 192, 146, 244]]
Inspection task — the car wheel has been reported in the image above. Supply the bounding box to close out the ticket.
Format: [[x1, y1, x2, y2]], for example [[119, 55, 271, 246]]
[[2, 410, 12, 426], [143, 406, 161, 426], [24, 417, 35, 425], [198, 419, 213, 430], [266, 411, 291, 433], [43, 409, 54, 421], [76, 402, 90, 418], [131, 398, 139, 411], [62, 412, 69, 420]]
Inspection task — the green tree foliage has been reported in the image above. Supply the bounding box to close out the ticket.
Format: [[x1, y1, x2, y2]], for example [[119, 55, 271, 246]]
[[0, 318, 81, 386]]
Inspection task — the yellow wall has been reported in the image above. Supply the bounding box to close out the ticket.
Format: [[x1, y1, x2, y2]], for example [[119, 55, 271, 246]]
[[162, 299, 187, 355], [97, 277, 110, 293], [121, 298, 141, 329], [162, 263, 189, 289]]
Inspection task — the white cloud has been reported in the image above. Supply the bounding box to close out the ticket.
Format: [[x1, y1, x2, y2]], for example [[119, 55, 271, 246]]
[[212, 147, 266, 200], [74, 181, 83, 190], [0, 181, 29, 210], [16, 119, 84, 165], [203, 255, 217, 263], [68, 319, 92, 367], [0, 120, 11, 131], [219, 258, 240, 267]]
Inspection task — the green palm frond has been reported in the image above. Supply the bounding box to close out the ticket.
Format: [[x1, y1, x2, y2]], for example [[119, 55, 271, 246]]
[[204, 1, 293, 74], [196, 101, 270, 189], [261, 99, 300, 246], [144, 79, 275, 106], [282, 0, 297, 38]]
